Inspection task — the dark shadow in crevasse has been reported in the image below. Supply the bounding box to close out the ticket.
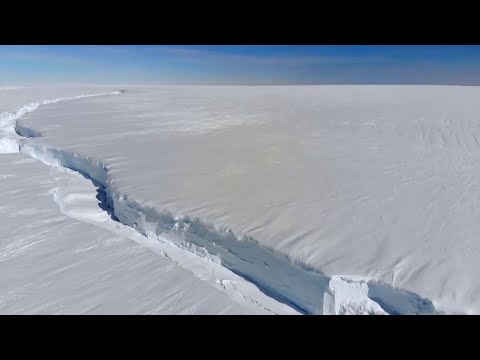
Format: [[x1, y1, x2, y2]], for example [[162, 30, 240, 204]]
[[73, 169, 118, 221]]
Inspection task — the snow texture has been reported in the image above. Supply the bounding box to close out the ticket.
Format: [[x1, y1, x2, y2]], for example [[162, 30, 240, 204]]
[[4, 85, 479, 314]]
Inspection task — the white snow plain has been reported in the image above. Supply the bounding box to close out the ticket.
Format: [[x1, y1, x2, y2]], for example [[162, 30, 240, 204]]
[[3, 85, 480, 314]]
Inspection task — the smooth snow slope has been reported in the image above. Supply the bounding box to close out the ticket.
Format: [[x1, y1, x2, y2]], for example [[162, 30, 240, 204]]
[[5, 85, 480, 314]]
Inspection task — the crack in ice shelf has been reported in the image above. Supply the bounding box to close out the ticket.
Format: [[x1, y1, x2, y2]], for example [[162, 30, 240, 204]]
[[1, 90, 439, 315]]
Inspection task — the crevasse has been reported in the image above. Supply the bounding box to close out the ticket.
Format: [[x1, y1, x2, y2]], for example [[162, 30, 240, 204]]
[[16, 129, 438, 315], [3, 91, 440, 315]]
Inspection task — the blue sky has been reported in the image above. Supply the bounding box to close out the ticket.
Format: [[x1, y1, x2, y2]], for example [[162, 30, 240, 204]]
[[1, 45, 480, 85]]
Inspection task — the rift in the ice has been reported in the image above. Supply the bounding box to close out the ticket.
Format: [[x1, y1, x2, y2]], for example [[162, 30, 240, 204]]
[[75, 170, 118, 221], [15, 120, 438, 315], [15, 123, 41, 138]]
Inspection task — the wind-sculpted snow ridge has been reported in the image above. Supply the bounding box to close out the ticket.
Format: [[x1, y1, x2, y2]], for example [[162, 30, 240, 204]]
[[16, 126, 439, 315], [0, 137, 19, 154]]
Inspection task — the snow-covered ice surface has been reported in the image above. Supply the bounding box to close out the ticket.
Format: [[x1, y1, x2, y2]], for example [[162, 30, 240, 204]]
[[4, 85, 480, 314]]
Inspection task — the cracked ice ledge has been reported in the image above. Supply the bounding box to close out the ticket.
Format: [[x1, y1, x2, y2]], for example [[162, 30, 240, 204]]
[[0, 92, 439, 314]]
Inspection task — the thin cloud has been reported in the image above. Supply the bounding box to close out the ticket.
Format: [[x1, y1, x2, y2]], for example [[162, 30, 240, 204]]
[[0, 47, 93, 65], [95, 46, 131, 54], [159, 46, 391, 66], [75, 45, 132, 55]]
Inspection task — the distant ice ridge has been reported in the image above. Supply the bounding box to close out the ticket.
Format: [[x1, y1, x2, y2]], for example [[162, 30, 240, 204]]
[[18, 135, 437, 315], [0, 86, 24, 90], [0, 91, 120, 153], [0, 91, 119, 127]]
